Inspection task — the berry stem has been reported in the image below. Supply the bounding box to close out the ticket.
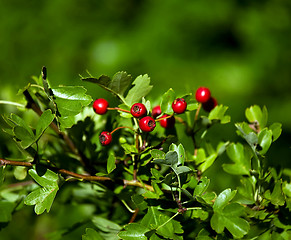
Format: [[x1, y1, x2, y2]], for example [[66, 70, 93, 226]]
[[156, 114, 174, 122], [107, 107, 131, 113], [110, 126, 135, 135]]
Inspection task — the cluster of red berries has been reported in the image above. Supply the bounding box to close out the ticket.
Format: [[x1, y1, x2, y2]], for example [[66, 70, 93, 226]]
[[94, 87, 216, 146]]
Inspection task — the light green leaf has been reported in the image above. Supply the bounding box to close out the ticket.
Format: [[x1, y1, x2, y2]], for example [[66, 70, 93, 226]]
[[213, 188, 236, 211], [223, 143, 251, 175], [194, 177, 210, 196], [52, 86, 92, 130], [258, 129, 272, 154], [118, 223, 148, 240], [24, 168, 60, 215], [125, 74, 153, 106], [245, 105, 268, 129], [151, 149, 166, 159], [211, 203, 249, 238], [107, 153, 116, 174], [208, 105, 230, 124], [160, 88, 175, 115], [8, 113, 34, 136], [35, 109, 55, 141], [269, 122, 282, 142], [92, 216, 122, 233], [198, 153, 217, 173]]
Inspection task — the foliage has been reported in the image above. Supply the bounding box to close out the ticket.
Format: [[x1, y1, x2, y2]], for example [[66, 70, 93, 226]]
[[0, 68, 290, 239]]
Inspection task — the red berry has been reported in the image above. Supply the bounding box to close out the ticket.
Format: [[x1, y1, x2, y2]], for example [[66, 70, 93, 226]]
[[172, 98, 187, 114], [195, 87, 211, 103], [139, 116, 156, 132], [152, 105, 162, 118], [131, 103, 147, 118], [202, 97, 217, 112], [99, 131, 112, 146], [159, 114, 175, 129], [93, 98, 109, 115]]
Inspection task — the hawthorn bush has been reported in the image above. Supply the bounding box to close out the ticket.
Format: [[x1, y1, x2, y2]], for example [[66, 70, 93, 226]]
[[0, 68, 290, 239]]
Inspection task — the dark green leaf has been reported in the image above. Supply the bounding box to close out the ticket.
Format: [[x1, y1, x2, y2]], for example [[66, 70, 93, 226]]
[[92, 216, 121, 233], [271, 180, 285, 206], [24, 168, 60, 215], [125, 74, 153, 106], [160, 88, 175, 115], [8, 114, 34, 136], [169, 143, 185, 166], [13, 126, 35, 149], [235, 123, 258, 148], [153, 151, 178, 167], [0, 201, 15, 222], [81, 72, 132, 103], [107, 152, 116, 174], [82, 228, 103, 240], [175, 166, 192, 175]]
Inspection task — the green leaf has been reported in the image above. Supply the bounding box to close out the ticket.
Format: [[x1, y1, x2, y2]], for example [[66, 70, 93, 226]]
[[52, 86, 92, 130], [169, 143, 186, 166], [194, 177, 210, 196], [182, 94, 198, 111], [118, 223, 149, 240], [0, 201, 15, 222], [8, 113, 34, 136], [13, 126, 35, 149], [125, 74, 153, 106], [107, 152, 116, 174], [269, 122, 282, 142], [245, 105, 268, 129], [81, 71, 132, 102], [160, 88, 175, 115], [211, 203, 249, 238], [271, 180, 285, 206], [151, 149, 165, 159], [213, 188, 236, 211], [132, 194, 148, 211], [24, 168, 60, 215], [92, 216, 121, 233], [140, 206, 183, 239], [235, 123, 258, 148], [175, 166, 192, 175], [208, 105, 231, 124], [153, 151, 178, 167], [0, 166, 5, 185], [35, 109, 55, 141], [198, 153, 217, 173], [258, 129, 272, 154], [82, 228, 103, 240], [223, 143, 251, 175]]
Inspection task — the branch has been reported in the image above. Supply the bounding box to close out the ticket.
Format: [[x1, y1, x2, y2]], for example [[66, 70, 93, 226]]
[[0, 158, 154, 191]]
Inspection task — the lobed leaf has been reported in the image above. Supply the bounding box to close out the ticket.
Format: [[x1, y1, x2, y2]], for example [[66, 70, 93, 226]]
[[245, 105, 268, 129], [160, 88, 175, 115]]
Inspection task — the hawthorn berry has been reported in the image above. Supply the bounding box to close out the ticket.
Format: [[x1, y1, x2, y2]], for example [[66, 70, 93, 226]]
[[99, 131, 112, 146], [93, 98, 109, 115], [172, 98, 187, 114], [131, 103, 147, 118], [159, 114, 175, 129], [195, 87, 211, 103], [202, 97, 217, 112], [152, 105, 162, 118], [139, 116, 156, 132]]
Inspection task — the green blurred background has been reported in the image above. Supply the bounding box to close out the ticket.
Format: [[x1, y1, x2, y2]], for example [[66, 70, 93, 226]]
[[0, 0, 291, 239]]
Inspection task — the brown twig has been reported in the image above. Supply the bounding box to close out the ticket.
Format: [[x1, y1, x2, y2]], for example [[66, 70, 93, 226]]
[[0, 158, 154, 191]]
